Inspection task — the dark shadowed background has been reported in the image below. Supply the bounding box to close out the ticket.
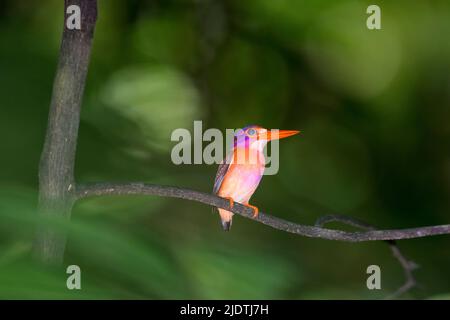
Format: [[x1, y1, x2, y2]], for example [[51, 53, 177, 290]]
[[0, 0, 449, 299]]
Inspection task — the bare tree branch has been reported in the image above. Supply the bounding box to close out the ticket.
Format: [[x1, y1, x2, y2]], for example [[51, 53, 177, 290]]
[[315, 214, 418, 299], [33, 0, 98, 264], [75, 182, 450, 242]]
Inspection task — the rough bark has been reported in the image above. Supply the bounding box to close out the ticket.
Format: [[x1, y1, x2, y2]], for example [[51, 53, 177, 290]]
[[76, 182, 450, 242], [33, 0, 97, 265]]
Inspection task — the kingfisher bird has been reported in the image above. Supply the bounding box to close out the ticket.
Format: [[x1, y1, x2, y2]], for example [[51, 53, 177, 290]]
[[213, 125, 300, 231]]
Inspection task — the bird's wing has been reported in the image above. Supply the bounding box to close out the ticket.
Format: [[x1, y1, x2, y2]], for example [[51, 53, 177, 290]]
[[213, 150, 234, 195]]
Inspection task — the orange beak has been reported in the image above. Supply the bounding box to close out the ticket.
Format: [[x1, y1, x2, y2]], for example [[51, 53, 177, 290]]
[[261, 129, 300, 141]]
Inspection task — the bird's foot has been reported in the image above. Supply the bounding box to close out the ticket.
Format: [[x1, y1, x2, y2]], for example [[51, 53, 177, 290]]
[[244, 203, 259, 218], [224, 197, 234, 209]]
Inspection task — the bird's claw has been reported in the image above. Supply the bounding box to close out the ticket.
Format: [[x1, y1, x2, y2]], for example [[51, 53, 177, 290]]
[[224, 197, 234, 209], [245, 203, 259, 219]]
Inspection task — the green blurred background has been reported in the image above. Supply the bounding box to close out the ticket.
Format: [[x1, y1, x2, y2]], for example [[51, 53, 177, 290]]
[[0, 0, 449, 299]]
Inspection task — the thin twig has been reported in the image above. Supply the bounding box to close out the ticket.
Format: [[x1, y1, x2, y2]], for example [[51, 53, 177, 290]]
[[384, 244, 418, 299], [74, 182, 450, 242], [315, 214, 418, 299]]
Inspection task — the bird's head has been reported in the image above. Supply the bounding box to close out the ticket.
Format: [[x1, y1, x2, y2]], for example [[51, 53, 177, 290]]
[[234, 125, 300, 151]]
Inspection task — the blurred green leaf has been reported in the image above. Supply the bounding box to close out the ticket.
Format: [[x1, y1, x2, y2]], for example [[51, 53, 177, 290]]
[[427, 293, 450, 300], [90, 65, 202, 152], [177, 245, 298, 299], [304, 1, 402, 99]]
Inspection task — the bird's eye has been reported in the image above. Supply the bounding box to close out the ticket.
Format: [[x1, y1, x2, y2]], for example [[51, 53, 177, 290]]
[[247, 128, 256, 136]]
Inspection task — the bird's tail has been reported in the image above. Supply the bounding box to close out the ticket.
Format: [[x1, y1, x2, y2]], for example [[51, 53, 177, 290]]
[[218, 208, 233, 231]]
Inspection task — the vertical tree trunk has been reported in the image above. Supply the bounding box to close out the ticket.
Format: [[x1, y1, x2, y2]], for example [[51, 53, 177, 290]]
[[33, 0, 97, 265]]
